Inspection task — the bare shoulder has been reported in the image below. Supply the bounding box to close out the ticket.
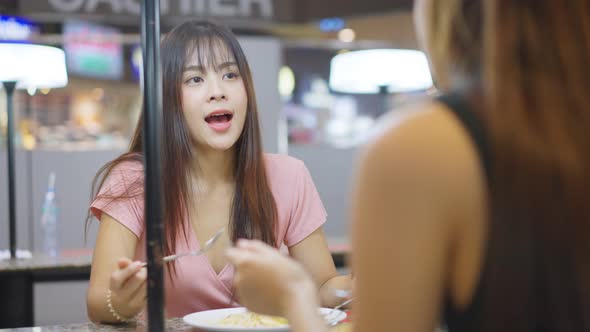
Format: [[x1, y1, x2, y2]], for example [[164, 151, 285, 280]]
[[350, 100, 488, 332], [360, 100, 485, 218], [362, 100, 475, 175]]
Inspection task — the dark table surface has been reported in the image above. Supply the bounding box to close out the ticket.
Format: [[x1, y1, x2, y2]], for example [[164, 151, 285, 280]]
[[0, 317, 352, 332]]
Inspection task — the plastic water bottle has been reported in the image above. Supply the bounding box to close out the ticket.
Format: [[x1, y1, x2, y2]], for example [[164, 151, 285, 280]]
[[40, 172, 58, 257]]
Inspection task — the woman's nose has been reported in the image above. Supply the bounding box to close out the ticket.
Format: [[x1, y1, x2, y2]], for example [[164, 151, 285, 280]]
[[209, 93, 226, 101], [207, 79, 226, 102]]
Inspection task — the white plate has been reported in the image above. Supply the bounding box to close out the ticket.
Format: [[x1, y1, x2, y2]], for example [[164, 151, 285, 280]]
[[182, 307, 347, 331]]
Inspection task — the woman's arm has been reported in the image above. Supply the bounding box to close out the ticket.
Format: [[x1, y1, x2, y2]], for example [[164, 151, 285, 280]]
[[351, 108, 468, 332], [288, 228, 352, 308], [87, 214, 146, 323]]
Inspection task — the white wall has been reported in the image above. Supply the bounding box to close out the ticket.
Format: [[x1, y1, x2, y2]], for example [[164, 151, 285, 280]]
[[288, 144, 359, 239], [240, 37, 286, 155]]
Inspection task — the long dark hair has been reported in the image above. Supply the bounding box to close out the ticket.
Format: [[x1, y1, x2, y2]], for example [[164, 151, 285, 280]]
[[480, 0, 590, 330], [86, 21, 278, 277]]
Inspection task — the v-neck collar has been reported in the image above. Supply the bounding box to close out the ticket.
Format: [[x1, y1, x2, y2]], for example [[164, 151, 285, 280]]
[[186, 221, 232, 278]]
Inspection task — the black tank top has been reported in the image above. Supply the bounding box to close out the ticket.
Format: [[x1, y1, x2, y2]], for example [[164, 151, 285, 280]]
[[437, 93, 491, 332]]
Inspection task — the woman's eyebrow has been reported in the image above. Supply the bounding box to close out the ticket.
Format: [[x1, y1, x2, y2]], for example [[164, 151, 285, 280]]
[[184, 65, 204, 73], [184, 61, 237, 73]]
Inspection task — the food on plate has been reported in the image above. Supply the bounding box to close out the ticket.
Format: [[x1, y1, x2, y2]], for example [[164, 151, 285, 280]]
[[217, 312, 288, 327]]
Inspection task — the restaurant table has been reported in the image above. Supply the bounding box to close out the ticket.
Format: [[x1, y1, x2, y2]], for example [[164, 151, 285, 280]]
[[0, 240, 349, 329], [0, 317, 352, 332], [0, 250, 93, 328]]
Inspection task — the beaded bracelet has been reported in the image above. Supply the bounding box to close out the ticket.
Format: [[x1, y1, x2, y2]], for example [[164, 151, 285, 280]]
[[106, 289, 137, 323]]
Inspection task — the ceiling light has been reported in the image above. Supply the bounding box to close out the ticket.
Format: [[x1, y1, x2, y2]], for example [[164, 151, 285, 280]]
[[338, 28, 356, 43], [329, 49, 433, 94]]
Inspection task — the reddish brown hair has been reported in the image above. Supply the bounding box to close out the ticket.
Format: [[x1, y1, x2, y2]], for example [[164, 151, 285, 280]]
[[481, 0, 590, 330]]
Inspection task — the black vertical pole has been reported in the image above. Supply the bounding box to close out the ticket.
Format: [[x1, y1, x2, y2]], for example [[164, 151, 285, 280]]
[[25, 94, 34, 251], [3, 81, 18, 260], [140, 1, 165, 331], [378, 84, 390, 115]]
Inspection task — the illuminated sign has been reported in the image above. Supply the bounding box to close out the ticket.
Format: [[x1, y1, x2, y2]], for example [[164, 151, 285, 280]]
[[319, 17, 345, 32], [63, 20, 124, 80], [0, 16, 37, 41], [22, 0, 277, 20]]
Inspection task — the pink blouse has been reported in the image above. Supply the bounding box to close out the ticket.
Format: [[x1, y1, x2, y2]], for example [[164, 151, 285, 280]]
[[90, 153, 327, 317]]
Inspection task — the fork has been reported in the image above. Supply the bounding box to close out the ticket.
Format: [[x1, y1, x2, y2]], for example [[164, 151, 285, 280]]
[[140, 227, 226, 266], [323, 297, 354, 324], [163, 226, 226, 262]]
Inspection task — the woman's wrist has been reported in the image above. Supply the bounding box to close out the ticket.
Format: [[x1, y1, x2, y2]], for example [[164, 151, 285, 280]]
[[106, 289, 140, 324], [283, 280, 326, 332], [318, 275, 353, 308]]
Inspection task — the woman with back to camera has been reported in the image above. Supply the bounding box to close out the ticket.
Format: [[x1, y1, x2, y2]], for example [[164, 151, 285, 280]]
[[85, 20, 350, 324], [227, 0, 590, 331]]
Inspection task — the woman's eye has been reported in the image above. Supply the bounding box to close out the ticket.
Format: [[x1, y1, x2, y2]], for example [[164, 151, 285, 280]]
[[186, 76, 203, 84], [223, 72, 240, 80]]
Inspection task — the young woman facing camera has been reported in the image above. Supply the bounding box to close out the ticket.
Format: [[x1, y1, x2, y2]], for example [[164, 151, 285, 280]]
[[86, 20, 350, 323]]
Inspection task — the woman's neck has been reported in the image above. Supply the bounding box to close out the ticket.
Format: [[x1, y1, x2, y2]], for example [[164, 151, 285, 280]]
[[190, 147, 235, 189]]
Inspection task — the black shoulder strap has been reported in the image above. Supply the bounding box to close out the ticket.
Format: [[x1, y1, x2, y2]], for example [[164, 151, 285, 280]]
[[438, 93, 491, 331], [437, 93, 492, 181]]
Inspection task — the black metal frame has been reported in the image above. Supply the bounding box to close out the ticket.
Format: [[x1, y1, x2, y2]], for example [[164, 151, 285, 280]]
[[140, 1, 165, 331], [2, 80, 18, 260]]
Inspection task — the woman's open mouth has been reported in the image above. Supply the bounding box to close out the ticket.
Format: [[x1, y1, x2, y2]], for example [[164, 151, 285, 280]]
[[205, 111, 233, 132]]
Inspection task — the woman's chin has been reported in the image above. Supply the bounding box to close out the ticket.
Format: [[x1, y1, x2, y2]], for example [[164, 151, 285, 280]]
[[193, 135, 240, 153], [206, 140, 238, 152]]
